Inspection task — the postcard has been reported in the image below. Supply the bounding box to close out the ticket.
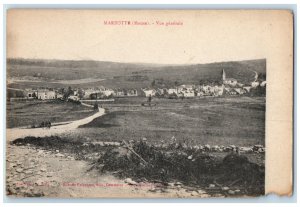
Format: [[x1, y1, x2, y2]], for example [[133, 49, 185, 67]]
[[6, 9, 293, 198]]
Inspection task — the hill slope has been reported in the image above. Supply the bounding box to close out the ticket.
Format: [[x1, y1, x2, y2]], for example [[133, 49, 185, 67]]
[[7, 58, 266, 89]]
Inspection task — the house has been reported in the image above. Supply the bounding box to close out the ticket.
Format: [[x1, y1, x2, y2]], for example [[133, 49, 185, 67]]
[[56, 93, 64, 99], [102, 89, 115, 97], [115, 89, 125, 97], [142, 89, 156, 97], [167, 88, 178, 95], [213, 85, 224, 96], [127, 89, 138, 97], [234, 88, 246, 95], [177, 84, 194, 93], [73, 90, 78, 96], [196, 91, 204, 97], [260, 81, 267, 87], [68, 95, 79, 101], [180, 90, 195, 97], [25, 89, 37, 99], [83, 88, 100, 99], [251, 81, 260, 88], [243, 86, 252, 93], [155, 88, 165, 95], [201, 85, 214, 95], [237, 83, 244, 87], [37, 89, 56, 100]]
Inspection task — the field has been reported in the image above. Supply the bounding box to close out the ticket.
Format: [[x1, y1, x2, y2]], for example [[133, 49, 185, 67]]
[[59, 96, 266, 147], [6, 100, 95, 128]]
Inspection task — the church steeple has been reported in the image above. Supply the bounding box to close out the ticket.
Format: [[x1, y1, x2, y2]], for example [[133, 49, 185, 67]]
[[222, 69, 226, 81]]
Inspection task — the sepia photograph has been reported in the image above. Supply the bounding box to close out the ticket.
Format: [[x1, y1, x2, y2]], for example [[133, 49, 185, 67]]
[[5, 9, 293, 198]]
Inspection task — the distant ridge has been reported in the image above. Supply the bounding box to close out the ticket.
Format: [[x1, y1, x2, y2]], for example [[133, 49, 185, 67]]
[[7, 58, 266, 89]]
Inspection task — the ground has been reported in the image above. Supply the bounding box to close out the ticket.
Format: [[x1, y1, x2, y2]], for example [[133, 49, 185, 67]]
[[6, 143, 219, 198], [76, 96, 265, 146], [6, 96, 266, 198], [6, 100, 95, 128]]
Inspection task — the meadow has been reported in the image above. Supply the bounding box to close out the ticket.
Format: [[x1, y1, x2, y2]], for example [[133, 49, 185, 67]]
[[6, 100, 95, 128], [64, 96, 266, 146]]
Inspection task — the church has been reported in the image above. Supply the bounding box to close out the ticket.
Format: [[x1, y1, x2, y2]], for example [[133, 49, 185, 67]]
[[222, 69, 237, 86]]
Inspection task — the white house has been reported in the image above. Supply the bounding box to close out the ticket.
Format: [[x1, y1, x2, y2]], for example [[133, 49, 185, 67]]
[[37, 90, 56, 100], [214, 85, 224, 96], [102, 89, 115, 97], [83, 88, 100, 99], [251, 81, 260, 88], [167, 88, 178, 95], [177, 84, 194, 93], [260, 81, 267, 87], [142, 89, 156, 97], [181, 90, 195, 97], [68, 95, 79, 101], [115, 89, 125, 97]]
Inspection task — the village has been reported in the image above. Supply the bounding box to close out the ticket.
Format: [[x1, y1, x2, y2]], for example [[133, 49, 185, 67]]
[[18, 69, 266, 102]]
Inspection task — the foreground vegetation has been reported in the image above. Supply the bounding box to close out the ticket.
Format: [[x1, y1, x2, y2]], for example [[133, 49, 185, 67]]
[[11, 136, 265, 197]]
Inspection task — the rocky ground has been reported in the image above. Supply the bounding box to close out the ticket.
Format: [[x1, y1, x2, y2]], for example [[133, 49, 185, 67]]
[[6, 143, 222, 198]]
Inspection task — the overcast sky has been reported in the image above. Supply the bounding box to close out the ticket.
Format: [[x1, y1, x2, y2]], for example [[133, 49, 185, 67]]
[[7, 10, 291, 64]]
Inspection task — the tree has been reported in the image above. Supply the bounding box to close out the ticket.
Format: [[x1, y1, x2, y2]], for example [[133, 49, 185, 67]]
[[151, 80, 156, 87], [64, 86, 73, 99], [78, 88, 85, 99], [148, 95, 152, 103], [94, 102, 99, 110]]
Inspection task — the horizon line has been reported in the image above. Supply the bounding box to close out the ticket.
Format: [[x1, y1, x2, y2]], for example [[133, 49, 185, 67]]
[[6, 57, 267, 66]]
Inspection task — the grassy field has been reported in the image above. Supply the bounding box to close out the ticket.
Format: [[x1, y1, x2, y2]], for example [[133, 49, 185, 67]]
[[62, 96, 266, 146], [6, 100, 95, 128]]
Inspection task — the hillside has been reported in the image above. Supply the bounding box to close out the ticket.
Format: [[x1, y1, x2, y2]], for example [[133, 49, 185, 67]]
[[7, 58, 266, 89]]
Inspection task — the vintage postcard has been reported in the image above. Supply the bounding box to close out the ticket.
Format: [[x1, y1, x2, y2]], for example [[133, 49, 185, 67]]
[[6, 9, 293, 198]]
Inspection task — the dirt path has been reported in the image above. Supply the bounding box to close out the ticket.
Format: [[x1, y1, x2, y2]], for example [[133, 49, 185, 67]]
[[6, 107, 105, 142], [6, 144, 213, 198]]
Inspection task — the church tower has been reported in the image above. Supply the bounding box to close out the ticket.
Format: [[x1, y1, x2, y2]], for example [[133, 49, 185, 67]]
[[222, 69, 226, 81]]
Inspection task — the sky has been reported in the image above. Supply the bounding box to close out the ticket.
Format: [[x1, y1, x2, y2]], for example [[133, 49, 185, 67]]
[[6, 9, 292, 64]]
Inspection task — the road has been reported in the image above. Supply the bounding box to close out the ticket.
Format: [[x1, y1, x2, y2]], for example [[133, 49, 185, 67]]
[[6, 107, 105, 142]]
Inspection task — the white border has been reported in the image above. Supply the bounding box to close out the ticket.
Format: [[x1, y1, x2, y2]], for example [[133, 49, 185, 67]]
[[0, 0, 298, 206]]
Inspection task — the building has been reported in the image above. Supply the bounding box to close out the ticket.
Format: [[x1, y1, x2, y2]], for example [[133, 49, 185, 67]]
[[167, 88, 178, 95], [213, 85, 225, 96], [101, 89, 115, 97], [115, 89, 125, 97], [83, 88, 100, 99], [127, 89, 138, 96], [37, 90, 56, 100], [224, 87, 237, 95], [25, 89, 37, 99], [142, 89, 156, 97], [181, 90, 195, 97], [177, 84, 194, 93], [251, 81, 260, 88], [234, 88, 246, 95], [260, 81, 267, 87], [243, 86, 252, 93], [222, 69, 238, 86], [68, 95, 80, 101]]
